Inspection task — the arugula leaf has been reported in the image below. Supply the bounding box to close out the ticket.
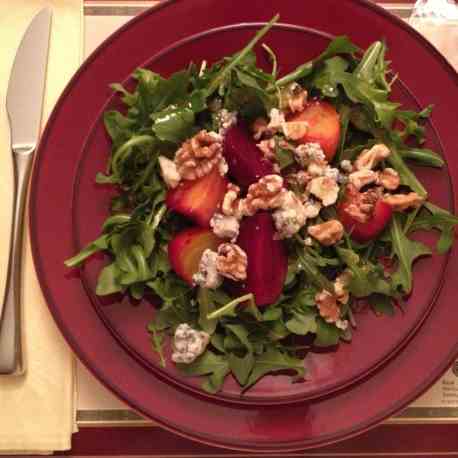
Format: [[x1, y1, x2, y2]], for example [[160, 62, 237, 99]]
[[275, 142, 295, 169], [206, 14, 279, 96], [389, 214, 432, 294], [104, 111, 136, 147], [276, 36, 358, 87], [177, 351, 230, 394], [385, 142, 428, 197], [210, 333, 226, 353], [207, 293, 255, 320], [244, 347, 305, 389], [224, 324, 253, 353], [340, 73, 400, 129], [290, 289, 317, 309], [337, 104, 352, 161], [228, 353, 255, 386], [197, 288, 217, 335], [96, 262, 123, 295], [312, 56, 349, 97], [336, 247, 393, 297], [368, 294, 395, 317], [147, 321, 166, 367], [147, 276, 191, 302], [393, 105, 433, 144], [354, 41, 391, 90], [398, 147, 444, 168], [286, 309, 317, 335], [314, 317, 341, 347], [408, 203, 458, 254], [64, 234, 109, 267], [296, 247, 334, 292], [151, 107, 195, 143], [262, 306, 283, 321]]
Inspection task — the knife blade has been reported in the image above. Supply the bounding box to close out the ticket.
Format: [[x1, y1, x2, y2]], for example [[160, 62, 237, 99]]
[[6, 8, 52, 151], [0, 8, 52, 375]]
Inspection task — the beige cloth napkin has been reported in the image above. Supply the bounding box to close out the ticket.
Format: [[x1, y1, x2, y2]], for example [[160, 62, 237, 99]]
[[0, 0, 82, 453]]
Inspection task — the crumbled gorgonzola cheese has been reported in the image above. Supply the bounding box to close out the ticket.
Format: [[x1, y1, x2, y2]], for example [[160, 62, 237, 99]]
[[273, 191, 308, 239], [294, 142, 325, 167], [210, 213, 240, 241], [192, 249, 222, 289], [340, 159, 353, 173], [335, 319, 349, 331], [216, 109, 237, 136], [172, 323, 210, 364], [267, 108, 286, 131], [307, 176, 340, 207]]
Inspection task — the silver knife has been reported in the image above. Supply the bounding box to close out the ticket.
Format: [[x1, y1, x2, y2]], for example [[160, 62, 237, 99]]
[[0, 8, 52, 375]]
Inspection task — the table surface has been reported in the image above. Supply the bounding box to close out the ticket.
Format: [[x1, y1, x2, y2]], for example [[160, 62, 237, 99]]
[[67, 1, 458, 455]]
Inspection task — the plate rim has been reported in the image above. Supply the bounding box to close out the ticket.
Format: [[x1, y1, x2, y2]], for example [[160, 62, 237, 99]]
[[29, 0, 458, 451]]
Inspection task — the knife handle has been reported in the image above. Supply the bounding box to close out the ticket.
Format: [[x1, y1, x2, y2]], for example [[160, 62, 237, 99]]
[[0, 149, 33, 375]]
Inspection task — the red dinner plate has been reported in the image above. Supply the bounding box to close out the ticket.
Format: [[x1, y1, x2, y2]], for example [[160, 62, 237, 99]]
[[30, 0, 458, 451]]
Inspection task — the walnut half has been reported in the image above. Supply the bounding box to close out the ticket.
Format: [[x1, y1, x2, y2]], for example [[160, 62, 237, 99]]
[[175, 130, 223, 180], [244, 174, 285, 216], [377, 168, 400, 191], [308, 220, 344, 246], [354, 144, 390, 171], [216, 243, 248, 281], [221, 183, 245, 219], [315, 290, 340, 323], [382, 192, 425, 211]]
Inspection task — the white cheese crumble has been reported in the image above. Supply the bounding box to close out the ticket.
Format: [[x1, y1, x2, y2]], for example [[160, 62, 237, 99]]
[[216, 109, 237, 136], [210, 213, 240, 241], [307, 176, 340, 207], [267, 108, 286, 131], [158, 156, 181, 188], [335, 319, 349, 331], [323, 166, 340, 181], [192, 249, 222, 289], [294, 142, 325, 167], [273, 191, 308, 239], [340, 159, 353, 173], [304, 236, 313, 246], [307, 161, 328, 177], [172, 323, 210, 364]]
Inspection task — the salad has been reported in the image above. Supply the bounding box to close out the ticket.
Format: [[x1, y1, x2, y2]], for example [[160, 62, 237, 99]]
[[66, 16, 458, 394]]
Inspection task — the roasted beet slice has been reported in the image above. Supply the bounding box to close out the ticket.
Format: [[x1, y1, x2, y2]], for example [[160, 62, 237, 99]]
[[223, 123, 274, 188], [337, 186, 393, 243], [235, 212, 288, 306], [166, 167, 228, 227], [289, 100, 341, 161], [168, 227, 223, 285]]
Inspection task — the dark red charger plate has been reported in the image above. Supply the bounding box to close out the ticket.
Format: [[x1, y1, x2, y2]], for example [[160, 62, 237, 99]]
[[30, 0, 458, 451]]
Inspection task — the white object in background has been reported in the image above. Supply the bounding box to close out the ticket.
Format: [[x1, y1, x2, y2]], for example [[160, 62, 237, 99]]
[[411, 0, 458, 21], [410, 0, 458, 69]]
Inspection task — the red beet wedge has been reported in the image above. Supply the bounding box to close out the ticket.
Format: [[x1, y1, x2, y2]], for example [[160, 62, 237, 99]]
[[289, 100, 341, 161], [166, 167, 228, 227], [235, 212, 288, 306], [338, 187, 393, 243], [223, 123, 274, 188], [168, 227, 223, 285]]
